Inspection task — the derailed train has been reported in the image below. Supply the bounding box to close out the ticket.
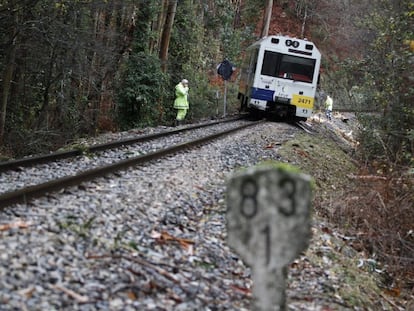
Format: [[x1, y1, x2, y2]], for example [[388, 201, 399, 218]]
[[238, 35, 321, 120]]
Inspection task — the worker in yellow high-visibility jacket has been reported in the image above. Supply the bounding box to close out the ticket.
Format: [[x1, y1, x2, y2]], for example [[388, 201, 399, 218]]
[[173, 79, 189, 126]]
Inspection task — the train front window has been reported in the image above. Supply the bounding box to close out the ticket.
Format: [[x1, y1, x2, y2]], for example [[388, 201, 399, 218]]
[[278, 55, 315, 83], [261, 50, 280, 77], [261, 51, 316, 83]]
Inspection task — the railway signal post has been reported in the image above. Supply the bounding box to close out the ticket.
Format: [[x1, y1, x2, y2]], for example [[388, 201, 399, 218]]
[[227, 164, 312, 311], [217, 59, 235, 117]]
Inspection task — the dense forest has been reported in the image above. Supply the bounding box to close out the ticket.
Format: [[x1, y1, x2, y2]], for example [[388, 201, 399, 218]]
[[0, 0, 413, 166], [0, 0, 259, 155]]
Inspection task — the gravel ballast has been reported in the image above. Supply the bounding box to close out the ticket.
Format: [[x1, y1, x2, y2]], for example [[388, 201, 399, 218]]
[[1, 116, 401, 311], [1, 122, 296, 310]]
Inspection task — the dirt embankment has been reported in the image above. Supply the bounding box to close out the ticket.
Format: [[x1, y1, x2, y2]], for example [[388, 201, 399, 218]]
[[278, 112, 413, 310]]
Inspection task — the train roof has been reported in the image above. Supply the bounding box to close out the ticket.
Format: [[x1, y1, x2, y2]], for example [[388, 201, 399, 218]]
[[247, 35, 321, 57]]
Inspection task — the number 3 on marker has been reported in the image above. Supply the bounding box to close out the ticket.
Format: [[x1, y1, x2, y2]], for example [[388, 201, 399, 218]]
[[278, 177, 296, 216]]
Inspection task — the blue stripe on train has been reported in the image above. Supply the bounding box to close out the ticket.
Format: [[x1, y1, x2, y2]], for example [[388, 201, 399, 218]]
[[250, 88, 274, 101]]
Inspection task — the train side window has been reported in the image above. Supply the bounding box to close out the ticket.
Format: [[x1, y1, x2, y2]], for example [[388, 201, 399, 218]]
[[251, 50, 259, 75]]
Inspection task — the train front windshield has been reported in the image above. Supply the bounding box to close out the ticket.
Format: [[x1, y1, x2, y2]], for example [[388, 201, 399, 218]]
[[261, 51, 316, 83]]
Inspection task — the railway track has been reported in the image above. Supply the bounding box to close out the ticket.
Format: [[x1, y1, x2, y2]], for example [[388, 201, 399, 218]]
[[0, 118, 321, 310], [0, 118, 261, 209], [0, 116, 243, 172], [294, 120, 317, 134]]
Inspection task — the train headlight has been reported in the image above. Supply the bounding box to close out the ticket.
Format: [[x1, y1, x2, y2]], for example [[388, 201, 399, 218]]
[[285, 40, 300, 48], [305, 44, 314, 51]]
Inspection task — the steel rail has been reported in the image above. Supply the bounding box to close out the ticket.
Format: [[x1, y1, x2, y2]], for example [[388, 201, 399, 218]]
[[294, 121, 317, 134], [0, 116, 243, 172], [0, 121, 261, 209]]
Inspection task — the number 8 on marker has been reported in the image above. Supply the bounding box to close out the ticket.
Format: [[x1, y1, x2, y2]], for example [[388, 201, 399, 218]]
[[240, 178, 258, 218]]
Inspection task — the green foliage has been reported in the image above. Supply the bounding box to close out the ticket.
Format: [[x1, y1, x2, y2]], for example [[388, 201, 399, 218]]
[[203, 0, 252, 61], [338, 0, 414, 166], [168, 1, 219, 118], [256, 160, 303, 174], [239, 0, 266, 35], [0, 0, 141, 155], [115, 1, 172, 129], [57, 215, 96, 239], [169, 1, 204, 79], [0, 0, 272, 156], [185, 76, 217, 120], [116, 52, 169, 129], [166, 0, 246, 120], [133, 0, 159, 53]]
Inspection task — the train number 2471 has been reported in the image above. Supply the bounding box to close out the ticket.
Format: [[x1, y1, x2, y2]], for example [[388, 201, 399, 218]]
[[292, 95, 314, 108]]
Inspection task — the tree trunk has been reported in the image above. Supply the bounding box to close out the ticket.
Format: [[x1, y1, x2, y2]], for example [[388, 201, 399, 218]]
[[0, 16, 18, 145], [261, 0, 273, 37], [150, 0, 168, 54], [159, 0, 177, 73], [301, 5, 307, 38], [232, 0, 242, 28]]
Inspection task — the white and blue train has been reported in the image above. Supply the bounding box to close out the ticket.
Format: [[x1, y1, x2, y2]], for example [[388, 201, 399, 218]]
[[238, 35, 321, 120]]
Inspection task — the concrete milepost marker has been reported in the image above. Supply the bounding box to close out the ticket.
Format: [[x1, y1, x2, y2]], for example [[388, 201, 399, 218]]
[[227, 164, 312, 311]]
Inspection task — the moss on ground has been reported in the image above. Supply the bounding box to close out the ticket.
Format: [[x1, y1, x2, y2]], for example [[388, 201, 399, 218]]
[[277, 118, 406, 310]]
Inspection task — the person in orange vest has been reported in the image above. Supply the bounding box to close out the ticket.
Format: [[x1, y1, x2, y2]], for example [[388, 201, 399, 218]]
[[173, 79, 189, 126]]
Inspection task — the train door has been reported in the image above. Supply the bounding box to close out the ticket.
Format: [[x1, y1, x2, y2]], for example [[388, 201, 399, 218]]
[[248, 48, 259, 90]]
